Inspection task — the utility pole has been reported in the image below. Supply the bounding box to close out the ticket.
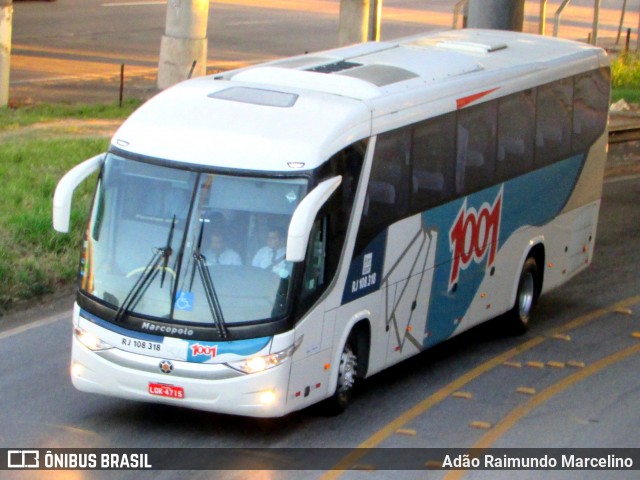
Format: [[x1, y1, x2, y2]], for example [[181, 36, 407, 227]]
[[338, 0, 382, 46], [0, 0, 12, 107], [591, 0, 601, 46], [158, 0, 209, 90], [466, 0, 525, 31]]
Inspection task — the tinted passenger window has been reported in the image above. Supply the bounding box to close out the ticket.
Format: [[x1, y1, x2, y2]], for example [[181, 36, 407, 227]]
[[535, 78, 573, 166], [573, 68, 610, 152], [411, 113, 456, 213], [497, 89, 535, 181], [361, 129, 410, 230], [456, 101, 497, 194]]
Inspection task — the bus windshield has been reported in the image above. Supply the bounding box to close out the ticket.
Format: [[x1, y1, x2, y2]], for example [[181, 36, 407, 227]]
[[81, 153, 308, 329]]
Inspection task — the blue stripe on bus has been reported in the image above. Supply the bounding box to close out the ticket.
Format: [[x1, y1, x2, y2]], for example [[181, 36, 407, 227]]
[[79, 308, 272, 358], [424, 154, 584, 346], [186, 337, 272, 363], [79, 308, 165, 343]]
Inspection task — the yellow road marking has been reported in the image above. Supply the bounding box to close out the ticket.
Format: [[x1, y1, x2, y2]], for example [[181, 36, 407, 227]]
[[13, 43, 159, 64], [452, 391, 473, 400], [525, 361, 545, 368], [319, 294, 640, 480], [352, 464, 376, 471], [547, 361, 566, 368], [424, 459, 443, 469], [11, 55, 154, 80], [469, 421, 492, 430], [567, 360, 586, 368], [515, 387, 537, 395], [443, 341, 640, 480], [395, 428, 417, 436], [614, 307, 633, 315], [211, 0, 454, 27]]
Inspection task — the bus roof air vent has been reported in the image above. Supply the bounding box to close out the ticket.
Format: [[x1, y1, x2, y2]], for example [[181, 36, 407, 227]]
[[306, 60, 362, 74], [275, 56, 337, 69], [208, 86, 299, 108], [337, 64, 419, 87], [231, 67, 383, 100], [435, 40, 508, 54]]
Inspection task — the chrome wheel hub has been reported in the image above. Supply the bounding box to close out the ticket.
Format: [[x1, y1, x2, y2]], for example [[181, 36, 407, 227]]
[[337, 345, 357, 393]]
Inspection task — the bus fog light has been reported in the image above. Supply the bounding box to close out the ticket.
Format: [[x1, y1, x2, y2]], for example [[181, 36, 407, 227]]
[[258, 390, 276, 405], [71, 361, 85, 377], [74, 326, 113, 351]]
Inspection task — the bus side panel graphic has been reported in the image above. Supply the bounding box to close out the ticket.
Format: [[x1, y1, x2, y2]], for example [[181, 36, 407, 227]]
[[345, 154, 585, 349]]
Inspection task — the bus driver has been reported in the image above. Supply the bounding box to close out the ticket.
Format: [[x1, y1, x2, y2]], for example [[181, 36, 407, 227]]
[[252, 227, 289, 277]]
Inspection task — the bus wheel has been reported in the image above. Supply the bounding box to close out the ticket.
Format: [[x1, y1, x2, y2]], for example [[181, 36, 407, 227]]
[[322, 338, 358, 415], [507, 257, 538, 334]]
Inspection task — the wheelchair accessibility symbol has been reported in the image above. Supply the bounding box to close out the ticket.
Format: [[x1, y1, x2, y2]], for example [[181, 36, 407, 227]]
[[174, 291, 194, 311]]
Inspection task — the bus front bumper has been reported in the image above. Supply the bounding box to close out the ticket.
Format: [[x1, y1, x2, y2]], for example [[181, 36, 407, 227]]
[[70, 336, 292, 418]]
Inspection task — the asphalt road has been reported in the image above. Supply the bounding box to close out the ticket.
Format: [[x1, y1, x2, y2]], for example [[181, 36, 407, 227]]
[[1, 175, 639, 480]]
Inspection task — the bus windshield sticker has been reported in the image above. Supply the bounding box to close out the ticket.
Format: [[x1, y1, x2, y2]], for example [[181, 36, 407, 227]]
[[174, 291, 194, 311]]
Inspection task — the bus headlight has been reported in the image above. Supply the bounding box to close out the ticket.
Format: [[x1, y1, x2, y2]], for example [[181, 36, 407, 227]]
[[74, 326, 113, 351], [226, 336, 302, 374]]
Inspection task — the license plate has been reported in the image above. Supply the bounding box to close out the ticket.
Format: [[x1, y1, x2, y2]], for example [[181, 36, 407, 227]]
[[148, 382, 184, 399]]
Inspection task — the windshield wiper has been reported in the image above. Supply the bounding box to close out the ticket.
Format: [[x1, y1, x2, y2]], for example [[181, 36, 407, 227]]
[[190, 220, 228, 339], [114, 215, 176, 322]]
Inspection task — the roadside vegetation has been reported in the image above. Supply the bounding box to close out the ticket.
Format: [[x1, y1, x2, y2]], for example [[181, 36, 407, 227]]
[[611, 52, 640, 103], [0, 101, 141, 314], [1, 52, 640, 314]]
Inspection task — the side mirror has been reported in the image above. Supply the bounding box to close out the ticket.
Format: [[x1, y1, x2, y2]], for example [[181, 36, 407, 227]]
[[52, 153, 105, 233], [286, 176, 342, 262]]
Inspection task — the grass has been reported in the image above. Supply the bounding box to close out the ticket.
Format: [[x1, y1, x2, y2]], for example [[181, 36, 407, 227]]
[[0, 138, 106, 311], [0, 101, 140, 314], [0, 99, 141, 129], [611, 52, 640, 103]]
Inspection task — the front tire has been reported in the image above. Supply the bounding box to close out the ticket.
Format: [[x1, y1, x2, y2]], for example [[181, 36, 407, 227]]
[[506, 257, 539, 334], [322, 338, 358, 415]]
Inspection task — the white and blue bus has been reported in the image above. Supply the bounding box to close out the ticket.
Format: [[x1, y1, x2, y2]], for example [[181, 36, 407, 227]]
[[53, 29, 609, 417]]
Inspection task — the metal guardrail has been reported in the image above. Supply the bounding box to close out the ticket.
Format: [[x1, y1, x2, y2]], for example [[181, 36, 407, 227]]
[[609, 122, 640, 144]]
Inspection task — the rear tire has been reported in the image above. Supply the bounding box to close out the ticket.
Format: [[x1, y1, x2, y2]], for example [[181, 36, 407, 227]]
[[506, 257, 539, 334]]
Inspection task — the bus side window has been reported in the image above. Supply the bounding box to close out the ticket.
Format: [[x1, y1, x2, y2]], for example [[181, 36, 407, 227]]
[[456, 101, 497, 195], [362, 129, 410, 229], [301, 218, 327, 299], [535, 78, 573, 166], [411, 113, 455, 213], [572, 68, 610, 152], [497, 89, 535, 181]]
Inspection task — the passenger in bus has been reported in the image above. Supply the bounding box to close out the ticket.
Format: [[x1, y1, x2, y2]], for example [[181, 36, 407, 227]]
[[205, 229, 242, 266], [252, 227, 289, 277]]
